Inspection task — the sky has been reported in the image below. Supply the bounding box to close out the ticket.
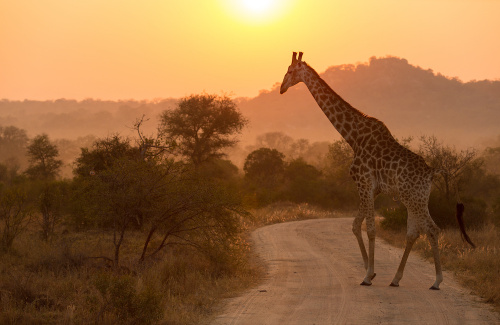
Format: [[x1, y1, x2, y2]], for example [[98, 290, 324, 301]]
[[1, 0, 499, 101]]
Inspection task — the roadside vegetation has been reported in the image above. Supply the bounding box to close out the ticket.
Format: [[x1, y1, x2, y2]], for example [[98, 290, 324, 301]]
[[1, 93, 500, 323]]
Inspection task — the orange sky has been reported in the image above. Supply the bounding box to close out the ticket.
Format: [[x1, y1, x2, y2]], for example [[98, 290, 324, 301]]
[[1, 0, 499, 100]]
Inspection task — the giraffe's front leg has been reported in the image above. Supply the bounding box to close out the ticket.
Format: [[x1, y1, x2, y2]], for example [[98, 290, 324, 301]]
[[353, 185, 376, 286], [361, 215, 376, 286]]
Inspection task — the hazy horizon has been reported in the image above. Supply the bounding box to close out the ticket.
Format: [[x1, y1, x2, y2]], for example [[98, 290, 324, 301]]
[[1, 56, 499, 154], [1, 1, 499, 100]]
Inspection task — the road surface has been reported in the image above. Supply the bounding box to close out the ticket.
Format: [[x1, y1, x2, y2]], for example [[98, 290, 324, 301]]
[[212, 218, 499, 325]]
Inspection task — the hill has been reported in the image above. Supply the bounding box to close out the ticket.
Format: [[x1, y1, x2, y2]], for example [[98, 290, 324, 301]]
[[240, 56, 500, 148], [1, 56, 499, 149]]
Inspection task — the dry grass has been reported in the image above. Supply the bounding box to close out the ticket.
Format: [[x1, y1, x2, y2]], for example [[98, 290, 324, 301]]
[[2, 203, 346, 324], [377, 220, 500, 310], [249, 202, 352, 227], [0, 226, 261, 324]]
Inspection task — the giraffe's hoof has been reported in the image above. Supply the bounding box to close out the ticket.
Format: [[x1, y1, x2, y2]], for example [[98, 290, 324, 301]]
[[360, 280, 372, 286], [389, 282, 399, 287], [429, 286, 440, 290]]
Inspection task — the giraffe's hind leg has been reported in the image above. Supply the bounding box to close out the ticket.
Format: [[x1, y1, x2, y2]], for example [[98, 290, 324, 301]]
[[427, 222, 443, 290], [390, 206, 421, 287], [390, 229, 419, 287]]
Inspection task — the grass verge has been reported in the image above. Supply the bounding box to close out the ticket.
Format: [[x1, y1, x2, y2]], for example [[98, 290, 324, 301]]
[[376, 219, 500, 311], [0, 227, 261, 324], [248, 202, 352, 227]]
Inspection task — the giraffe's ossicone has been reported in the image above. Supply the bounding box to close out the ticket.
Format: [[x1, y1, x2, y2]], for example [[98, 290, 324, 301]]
[[280, 52, 474, 289]]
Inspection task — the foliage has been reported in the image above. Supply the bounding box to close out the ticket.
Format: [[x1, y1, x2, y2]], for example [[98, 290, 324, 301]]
[[36, 180, 69, 242], [323, 139, 359, 209], [159, 93, 248, 166], [90, 272, 164, 325], [418, 135, 477, 202], [0, 186, 32, 251], [0, 228, 257, 324], [0, 162, 23, 188], [379, 205, 408, 231], [247, 131, 330, 167], [483, 146, 500, 175], [416, 135, 495, 228], [73, 134, 140, 177], [282, 158, 324, 205], [325, 138, 353, 179], [24, 134, 63, 180], [243, 148, 286, 206], [244, 148, 285, 187], [71, 132, 247, 267], [0, 125, 29, 170]]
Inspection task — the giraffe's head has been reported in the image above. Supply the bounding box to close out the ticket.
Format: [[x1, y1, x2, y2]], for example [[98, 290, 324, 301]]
[[280, 52, 305, 94]]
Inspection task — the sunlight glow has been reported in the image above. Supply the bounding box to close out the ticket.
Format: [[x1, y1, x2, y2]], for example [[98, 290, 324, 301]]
[[241, 0, 274, 14], [222, 0, 286, 25]]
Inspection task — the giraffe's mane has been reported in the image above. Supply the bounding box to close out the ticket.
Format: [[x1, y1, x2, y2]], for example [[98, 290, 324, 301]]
[[302, 61, 369, 119], [302, 61, 396, 141]]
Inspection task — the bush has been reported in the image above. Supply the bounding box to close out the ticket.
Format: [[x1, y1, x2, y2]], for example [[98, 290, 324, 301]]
[[428, 191, 488, 229], [380, 205, 407, 231], [89, 272, 164, 325]]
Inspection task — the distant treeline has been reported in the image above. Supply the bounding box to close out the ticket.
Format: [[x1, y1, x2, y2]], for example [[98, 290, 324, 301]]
[[2, 56, 500, 149]]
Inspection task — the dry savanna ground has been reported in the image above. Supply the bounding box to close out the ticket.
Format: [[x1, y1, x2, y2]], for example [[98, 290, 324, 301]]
[[0, 203, 498, 324]]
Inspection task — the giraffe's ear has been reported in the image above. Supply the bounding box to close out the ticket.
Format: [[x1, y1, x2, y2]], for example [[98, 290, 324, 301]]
[[292, 52, 297, 63], [298, 52, 303, 61]]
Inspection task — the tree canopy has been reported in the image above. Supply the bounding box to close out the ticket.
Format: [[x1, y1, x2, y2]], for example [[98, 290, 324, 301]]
[[159, 94, 248, 167], [25, 134, 63, 180]]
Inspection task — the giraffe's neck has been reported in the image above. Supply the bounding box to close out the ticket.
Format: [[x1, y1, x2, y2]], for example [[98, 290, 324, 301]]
[[301, 64, 369, 150]]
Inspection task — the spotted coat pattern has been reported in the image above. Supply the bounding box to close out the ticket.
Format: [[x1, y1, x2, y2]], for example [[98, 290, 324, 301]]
[[280, 52, 444, 289]]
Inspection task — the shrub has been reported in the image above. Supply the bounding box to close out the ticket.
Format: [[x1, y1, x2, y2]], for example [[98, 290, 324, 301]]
[[88, 272, 164, 325], [380, 205, 407, 231]]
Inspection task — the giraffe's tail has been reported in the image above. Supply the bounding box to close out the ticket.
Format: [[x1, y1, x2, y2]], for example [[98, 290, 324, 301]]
[[456, 203, 475, 248]]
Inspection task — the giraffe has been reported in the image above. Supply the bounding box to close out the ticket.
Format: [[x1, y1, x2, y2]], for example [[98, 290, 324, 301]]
[[279, 52, 474, 289]]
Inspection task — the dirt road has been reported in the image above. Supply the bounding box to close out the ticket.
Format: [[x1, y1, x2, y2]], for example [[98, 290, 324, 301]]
[[212, 218, 499, 325]]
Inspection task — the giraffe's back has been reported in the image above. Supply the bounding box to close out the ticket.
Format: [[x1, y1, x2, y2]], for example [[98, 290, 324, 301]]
[[351, 135, 434, 200]]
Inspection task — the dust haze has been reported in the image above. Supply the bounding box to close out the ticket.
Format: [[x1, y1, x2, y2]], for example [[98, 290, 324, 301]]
[[1, 56, 500, 173]]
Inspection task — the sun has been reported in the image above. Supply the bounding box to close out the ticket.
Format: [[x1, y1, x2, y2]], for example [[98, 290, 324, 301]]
[[222, 0, 286, 24], [241, 0, 275, 14]]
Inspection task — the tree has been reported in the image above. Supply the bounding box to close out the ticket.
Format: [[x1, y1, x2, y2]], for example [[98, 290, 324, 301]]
[[0, 125, 29, 169], [72, 133, 246, 266], [415, 135, 494, 228], [418, 135, 477, 202], [325, 138, 353, 181], [483, 146, 500, 175], [0, 186, 32, 251], [283, 158, 323, 204], [244, 148, 285, 188], [159, 94, 248, 167], [73, 135, 140, 178], [254, 132, 295, 156], [37, 181, 68, 242], [25, 134, 63, 180], [323, 139, 359, 209]]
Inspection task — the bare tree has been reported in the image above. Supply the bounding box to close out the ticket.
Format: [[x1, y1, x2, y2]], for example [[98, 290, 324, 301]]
[[418, 135, 477, 202], [0, 187, 32, 251]]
